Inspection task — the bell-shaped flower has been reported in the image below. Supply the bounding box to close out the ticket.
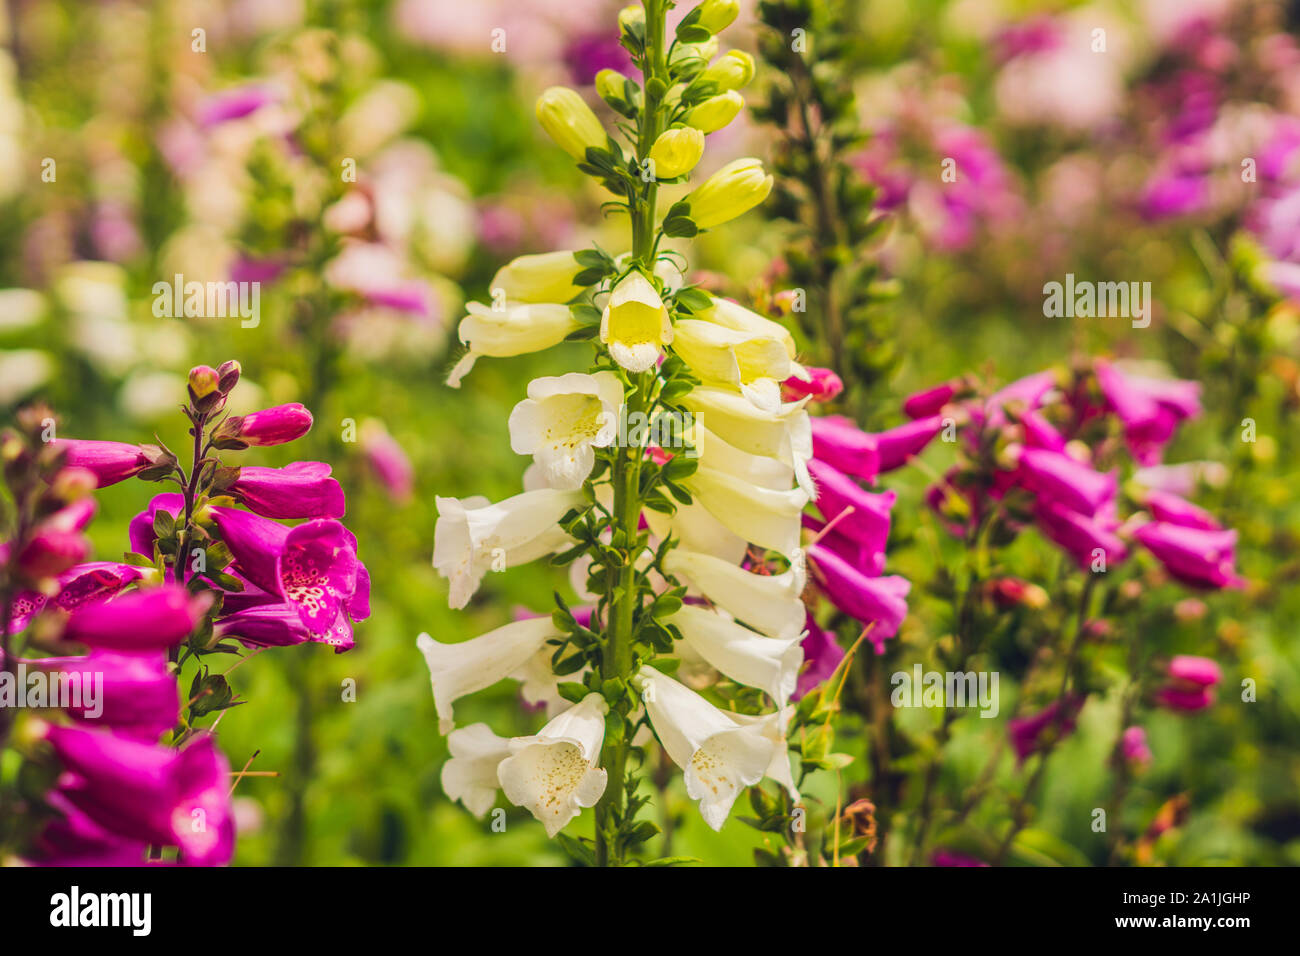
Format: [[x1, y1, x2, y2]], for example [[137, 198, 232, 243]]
[[448, 302, 580, 388], [8, 561, 150, 634], [128, 493, 184, 558], [1142, 489, 1221, 530], [208, 508, 367, 639], [1156, 655, 1221, 711], [698, 51, 755, 92], [875, 415, 945, 472], [644, 498, 748, 565], [807, 544, 910, 652], [600, 271, 674, 373], [794, 614, 844, 700], [416, 617, 562, 732], [441, 723, 512, 818], [508, 372, 623, 490], [215, 601, 355, 651], [433, 489, 582, 608], [1034, 500, 1129, 571], [671, 319, 792, 408], [1007, 696, 1084, 764], [783, 366, 843, 403], [666, 604, 803, 704], [1096, 360, 1201, 465], [1016, 447, 1116, 515], [808, 458, 895, 565], [810, 415, 880, 480], [725, 707, 800, 801], [229, 461, 346, 520], [43, 726, 234, 865], [683, 463, 808, 557], [902, 381, 957, 418], [637, 666, 776, 830], [681, 385, 810, 471], [662, 547, 805, 640], [490, 250, 585, 304], [63, 585, 209, 652], [498, 693, 609, 837], [1134, 521, 1245, 590]]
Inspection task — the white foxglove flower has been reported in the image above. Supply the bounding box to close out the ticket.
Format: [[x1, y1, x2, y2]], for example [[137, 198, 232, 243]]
[[662, 548, 805, 640], [671, 319, 791, 410], [600, 271, 673, 372], [490, 250, 585, 304], [508, 371, 623, 490], [638, 666, 776, 830], [498, 694, 609, 837], [441, 723, 511, 817], [699, 296, 796, 359], [666, 604, 803, 704], [644, 498, 748, 565], [683, 464, 809, 557], [433, 489, 582, 608], [417, 617, 561, 732], [449, 302, 580, 387], [694, 422, 794, 490], [681, 385, 812, 479], [728, 707, 800, 801]]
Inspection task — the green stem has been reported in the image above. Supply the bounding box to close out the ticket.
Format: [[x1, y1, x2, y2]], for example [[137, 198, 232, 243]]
[[593, 0, 667, 868]]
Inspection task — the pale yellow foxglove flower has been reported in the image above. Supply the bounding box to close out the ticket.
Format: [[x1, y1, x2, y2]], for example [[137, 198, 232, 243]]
[[666, 604, 803, 704], [686, 91, 743, 133], [508, 371, 623, 490], [535, 87, 606, 160], [489, 251, 585, 304], [648, 126, 705, 179], [448, 302, 580, 388], [600, 270, 673, 372]]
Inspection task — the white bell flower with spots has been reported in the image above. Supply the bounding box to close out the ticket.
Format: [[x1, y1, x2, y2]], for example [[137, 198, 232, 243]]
[[508, 371, 624, 490], [498, 693, 609, 837], [637, 666, 777, 831]]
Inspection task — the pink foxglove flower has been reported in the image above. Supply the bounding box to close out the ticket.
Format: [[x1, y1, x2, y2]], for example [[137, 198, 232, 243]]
[[1156, 655, 1221, 711], [229, 462, 346, 520], [52, 440, 151, 487], [62, 586, 209, 651]]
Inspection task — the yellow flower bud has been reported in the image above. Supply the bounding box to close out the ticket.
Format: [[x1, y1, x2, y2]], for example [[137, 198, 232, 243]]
[[618, 5, 645, 31], [700, 50, 755, 92], [686, 158, 773, 229], [535, 87, 607, 160], [490, 251, 586, 304], [686, 90, 743, 133], [669, 36, 719, 67], [595, 69, 628, 105], [697, 0, 740, 34], [648, 127, 705, 179]]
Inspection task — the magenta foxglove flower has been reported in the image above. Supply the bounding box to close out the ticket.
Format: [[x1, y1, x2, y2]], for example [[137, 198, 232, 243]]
[[229, 462, 346, 520], [214, 602, 355, 651], [63, 585, 209, 651], [16, 528, 89, 580], [52, 440, 151, 487], [43, 726, 234, 866], [807, 543, 910, 653], [1121, 726, 1152, 767], [794, 614, 844, 701], [1134, 521, 1244, 590], [1007, 695, 1083, 764], [17, 649, 180, 740], [8, 562, 148, 634], [983, 370, 1057, 427], [809, 415, 880, 480], [208, 507, 368, 645], [1016, 448, 1117, 516], [1143, 490, 1220, 530], [1034, 500, 1128, 571], [1156, 655, 1221, 711], [1020, 409, 1067, 452], [30, 788, 151, 866], [1095, 361, 1201, 465], [360, 423, 415, 503], [902, 382, 956, 419], [782, 367, 844, 404], [808, 459, 895, 563], [214, 403, 313, 448], [875, 416, 945, 472]]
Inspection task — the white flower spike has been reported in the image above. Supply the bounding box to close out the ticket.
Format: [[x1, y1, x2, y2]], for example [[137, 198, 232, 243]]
[[498, 694, 609, 837], [666, 604, 803, 705]]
